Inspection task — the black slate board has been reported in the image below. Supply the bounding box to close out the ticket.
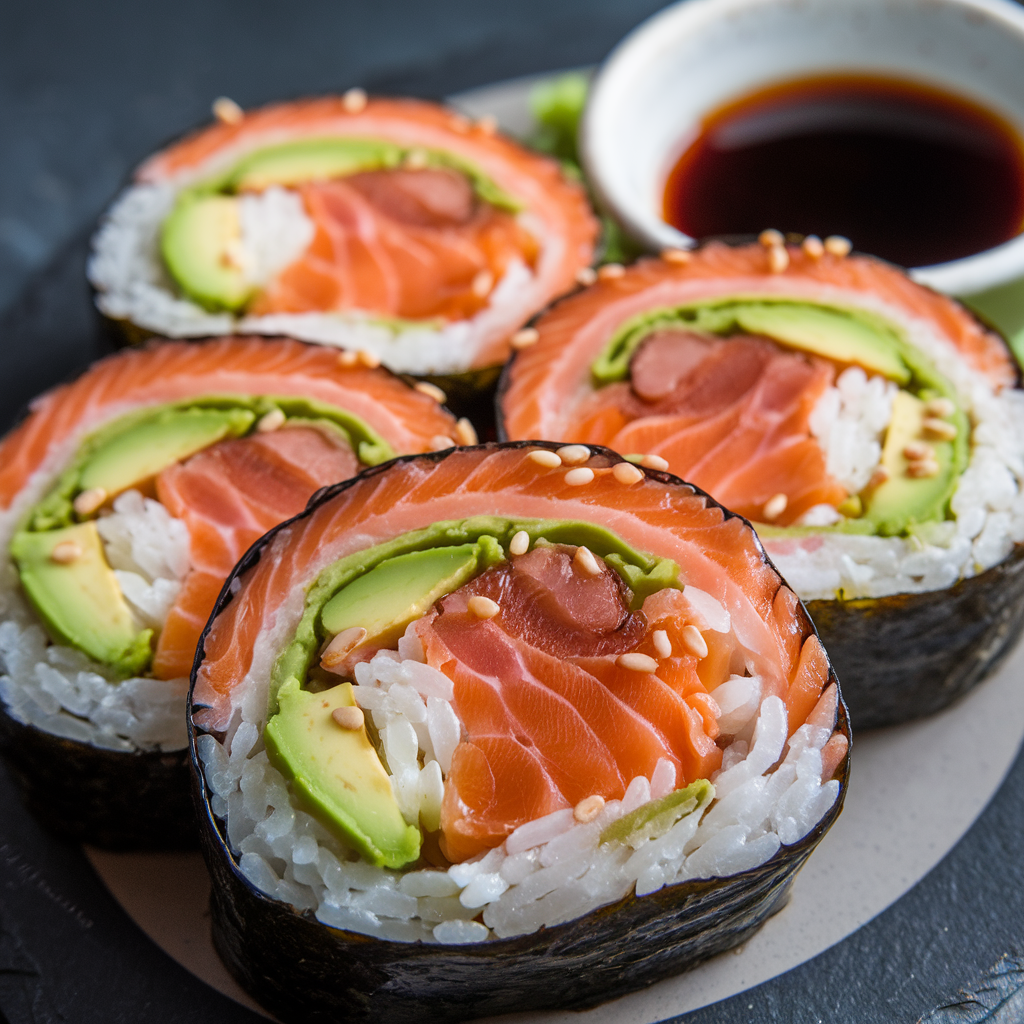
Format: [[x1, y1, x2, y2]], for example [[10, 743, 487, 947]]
[[1, 1, 1023, 1021]]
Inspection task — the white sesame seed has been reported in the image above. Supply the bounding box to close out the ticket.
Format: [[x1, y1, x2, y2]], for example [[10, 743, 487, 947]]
[[824, 235, 852, 258], [573, 546, 602, 576], [652, 629, 672, 659], [597, 263, 625, 280], [50, 541, 82, 565], [455, 418, 478, 446], [337, 350, 359, 368], [612, 462, 644, 485], [802, 235, 824, 259], [564, 467, 595, 486], [528, 449, 562, 468], [472, 269, 495, 298], [759, 229, 784, 248], [681, 625, 708, 659], [343, 88, 368, 113], [556, 444, 590, 465], [332, 705, 365, 730], [357, 349, 380, 369], [321, 627, 368, 669], [617, 652, 659, 673], [212, 96, 244, 125], [661, 248, 692, 265], [414, 382, 447, 404], [762, 493, 788, 521], [509, 530, 530, 556], [477, 114, 498, 135], [922, 417, 957, 441], [73, 488, 107, 516], [404, 147, 429, 170], [924, 397, 956, 419], [907, 459, 941, 478], [767, 244, 789, 274], [573, 795, 606, 823], [903, 441, 933, 462], [511, 327, 539, 350], [576, 267, 598, 287], [430, 435, 456, 451], [468, 595, 500, 619], [256, 408, 286, 433], [869, 466, 891, 488], [640, 454, 669, 472]]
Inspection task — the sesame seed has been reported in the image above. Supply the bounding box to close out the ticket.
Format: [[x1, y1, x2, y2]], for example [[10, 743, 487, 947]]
[[556, 444, 590, 465], [802, 235, 824, 259], [357, 349, 380, 369], [759, 229, 784, 248], [337, 350, 359, 367], [414, 382, 447, 404], [404, 147, 429, 170], [869, 466, 891, 488], [430, 435, 456, 451], [471, 269, 495, 298], [321, 627, 368, 669], [332, 705, 365, 730], [50, 541, 82, 565], [762, 493, 788, 521], [903, 441, 933, 462], [661, 248, 692, 265], [528, 449, 562, 468], [924, 397, 956, 419], [597, 263, 625, 280], [681, 625, 708, 659], [573, 795, 606, 823], [824, 235, 852, 258], [767, 244, 789, 274], [256, 408, 286, 433], [511, 327, 539, 350], [573, 545, 602, 576], [220, 238, 248, 270], [212, 97, 244, 125], [468, 595, 500, 619], [477, 114, 498, 135], [455, 418, 478, 445], [907, 459, 941, 478], [640, 454, 669, 472], [612, 462, 644, 485], [617, 652, 659, 673], [652, 629, 672, 659], [73, 488, 107, 516], [509, 530, 530, 556], [342, 88, 368, 113], [576, 267, 598, 287], [922, 417, 957, 441], [564, 467, 595, 486]]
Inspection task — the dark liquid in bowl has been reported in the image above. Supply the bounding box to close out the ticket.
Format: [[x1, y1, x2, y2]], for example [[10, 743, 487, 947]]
[[663, 75, 1024, 268]]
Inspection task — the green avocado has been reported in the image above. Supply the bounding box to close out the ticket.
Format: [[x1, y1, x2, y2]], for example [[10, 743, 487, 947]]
[[265, 679, 421, 869], [600, 778, 714, 849], [320, 542, 491, 651], [10, 522, 152, 677], [161, 194, 253, 313]]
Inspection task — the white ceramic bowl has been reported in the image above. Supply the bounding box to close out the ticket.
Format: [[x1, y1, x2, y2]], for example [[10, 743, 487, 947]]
[[580, 0, 1024, 296]]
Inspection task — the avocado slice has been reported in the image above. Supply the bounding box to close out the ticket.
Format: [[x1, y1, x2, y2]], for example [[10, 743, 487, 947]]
[[600, 778, 714, 849], [161, 194, 253, 312], [265, 679, 421, 869], [863, 391, 961, 536], [10, 522, 152, 676], [77, 406, 256, 501], [320, 542, 491, 650]]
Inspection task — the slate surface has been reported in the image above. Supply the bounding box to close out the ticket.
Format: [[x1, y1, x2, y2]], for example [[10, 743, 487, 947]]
[[0, 1, 1022, 1021]]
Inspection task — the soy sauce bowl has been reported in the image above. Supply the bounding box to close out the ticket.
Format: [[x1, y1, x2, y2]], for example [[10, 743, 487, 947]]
[[580, 0, 1024, 300]]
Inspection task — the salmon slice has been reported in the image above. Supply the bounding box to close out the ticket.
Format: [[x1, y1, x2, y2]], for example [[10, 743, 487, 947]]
[[500, 242, 1016, 511], [136, 97, 599, 370], [194, 443, 840, 861]]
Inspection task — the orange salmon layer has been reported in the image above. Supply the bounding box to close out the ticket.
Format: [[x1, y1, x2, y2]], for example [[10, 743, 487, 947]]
[[501, 242, 1015, 524], [193, 445, 845, 860], [139, 96, 599, 369], [1, 337, 459, 681]]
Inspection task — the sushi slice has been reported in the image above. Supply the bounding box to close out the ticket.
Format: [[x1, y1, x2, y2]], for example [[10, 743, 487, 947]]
[[88, 94, 599, 393], [0, 336, 460, 847], [498, 240, 1024, 728], [190, 441, 849, 1022]]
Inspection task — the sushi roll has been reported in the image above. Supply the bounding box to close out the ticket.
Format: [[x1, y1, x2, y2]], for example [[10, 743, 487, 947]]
[[498, 240, 1024, 728], [88, 93, 599, 404], [190, 442, 849, 1022], [0, 336, 460, 847]]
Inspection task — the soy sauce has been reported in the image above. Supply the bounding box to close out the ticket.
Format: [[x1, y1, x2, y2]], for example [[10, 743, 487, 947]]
[[663, 75, 1024, 268]]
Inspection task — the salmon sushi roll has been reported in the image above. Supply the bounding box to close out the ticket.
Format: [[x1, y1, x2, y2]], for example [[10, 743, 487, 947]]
[[189, 441, 849, 1022], [499, 240, 1024, 728], [88, 93, 598, 399], [0, 337, 460, 847]]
